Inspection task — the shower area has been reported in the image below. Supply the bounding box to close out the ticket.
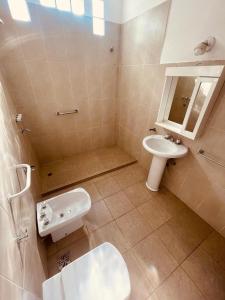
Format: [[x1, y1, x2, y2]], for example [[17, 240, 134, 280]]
[[0, 0, 138, 195]]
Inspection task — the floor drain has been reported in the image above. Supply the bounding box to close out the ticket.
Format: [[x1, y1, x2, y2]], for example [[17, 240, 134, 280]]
[[57, 252, 71, 271]]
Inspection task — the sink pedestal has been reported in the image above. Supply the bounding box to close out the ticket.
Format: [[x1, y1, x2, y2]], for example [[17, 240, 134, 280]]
[[146, 156, 167, 191]]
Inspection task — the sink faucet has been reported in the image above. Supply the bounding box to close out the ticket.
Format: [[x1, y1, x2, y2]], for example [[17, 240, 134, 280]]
[[164, 135, 174, 142], [164, 135, 182, 144]]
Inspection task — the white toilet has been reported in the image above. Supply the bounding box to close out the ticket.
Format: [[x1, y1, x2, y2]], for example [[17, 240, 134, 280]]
[[37, 188, 91, 242], [43, 243, 131, 300]]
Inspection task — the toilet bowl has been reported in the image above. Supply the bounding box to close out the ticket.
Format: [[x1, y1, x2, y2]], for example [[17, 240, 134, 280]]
[[43, 242, 131, 300], [37, 188, 91, 242]]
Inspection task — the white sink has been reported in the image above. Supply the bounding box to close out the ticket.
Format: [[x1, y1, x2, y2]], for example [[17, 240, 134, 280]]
[[143, 135, 188, 191]]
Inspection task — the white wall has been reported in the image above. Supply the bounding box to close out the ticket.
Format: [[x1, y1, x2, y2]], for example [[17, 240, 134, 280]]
[[161, 0, 225, 63], [121, 0, 168, 23]]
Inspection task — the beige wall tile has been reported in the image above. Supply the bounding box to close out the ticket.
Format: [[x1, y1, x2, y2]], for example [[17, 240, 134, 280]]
[[117, 0, 225, 237], [0, 70, 46, 297], [0, 275, 23, 300]]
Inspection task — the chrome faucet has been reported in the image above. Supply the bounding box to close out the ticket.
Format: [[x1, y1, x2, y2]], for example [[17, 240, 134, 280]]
[[164, 135, 174, 142], [164, 135, 182, 145]]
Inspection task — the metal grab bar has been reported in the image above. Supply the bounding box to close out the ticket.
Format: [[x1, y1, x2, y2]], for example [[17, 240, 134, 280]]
[[56, 109, 79, 116], [8, 164, 31, 202], [198, 149, 225, 169]]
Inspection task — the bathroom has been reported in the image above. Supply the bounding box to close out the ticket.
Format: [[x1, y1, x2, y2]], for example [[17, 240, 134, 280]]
[[1, 0, 225, 299]]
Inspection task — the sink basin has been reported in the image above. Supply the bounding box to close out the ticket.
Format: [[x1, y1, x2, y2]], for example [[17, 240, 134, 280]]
[[143, 135, 188, 158], [142, 135, 188, 191]]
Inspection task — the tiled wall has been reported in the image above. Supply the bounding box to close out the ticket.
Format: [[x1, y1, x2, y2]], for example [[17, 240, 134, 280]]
[[117, 0, 225, 237], [0, 71, 46, 298], [0, 0, 119, 163]]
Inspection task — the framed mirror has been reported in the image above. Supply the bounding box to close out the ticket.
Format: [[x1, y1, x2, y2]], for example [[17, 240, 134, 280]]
[[156, 65, 225, 139]]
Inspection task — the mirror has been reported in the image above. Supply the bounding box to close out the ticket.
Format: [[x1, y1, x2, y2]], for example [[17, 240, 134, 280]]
[[186, 81, 212, 132], [156, 65, 225, 140], [168, 76, 196, 124]]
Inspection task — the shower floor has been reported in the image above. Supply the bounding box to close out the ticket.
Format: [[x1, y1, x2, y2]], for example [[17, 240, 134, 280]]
[[40, 146, 136, 195]]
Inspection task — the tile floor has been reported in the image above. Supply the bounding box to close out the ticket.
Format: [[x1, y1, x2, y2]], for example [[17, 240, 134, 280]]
[[40, 146, 136, 194], [46, 163, 225, 300]]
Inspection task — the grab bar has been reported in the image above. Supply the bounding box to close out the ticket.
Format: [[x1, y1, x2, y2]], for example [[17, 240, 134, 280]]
[[198, 149, 225, 169], [8, 164, 31, 202], [56, 109, 79, 116]]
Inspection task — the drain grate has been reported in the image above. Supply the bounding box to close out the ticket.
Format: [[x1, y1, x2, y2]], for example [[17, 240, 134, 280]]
[[57, 251, 71, 271]]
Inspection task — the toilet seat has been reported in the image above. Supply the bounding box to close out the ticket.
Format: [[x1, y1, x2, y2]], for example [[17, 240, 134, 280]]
[[43, 243, 131, 300]]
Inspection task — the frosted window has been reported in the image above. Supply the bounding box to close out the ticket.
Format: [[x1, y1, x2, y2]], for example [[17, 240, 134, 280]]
[[71, 0, 85, 15], [40, 0, 56, 8], [8, 0, 31, 22], [92, 0, 104, 18], [56, 0, 71, 11], [93, 17, 105, 36]]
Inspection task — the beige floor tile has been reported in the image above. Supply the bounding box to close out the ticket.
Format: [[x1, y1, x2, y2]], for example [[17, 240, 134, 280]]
[[113, 164, 146, 189], [95, 177, 121, 198], [104, 191, 134, 218], [156, 209, 213, 263], [55, 227, 86, 251], [84, 200, 113, 231], [138, 199, 172, 230], [133, 233, 178, 289], [89, 221, 129, 253], [200, 231, 225, 271], [182, 248, 225, 300], [116, 209, 153, 247], [149, 267, 204, 300], [123, 250, 154, 299], [124, 181, 151, 207], [151, 187, 188, 217], [40, 146, 136, 193], [47, 236, 91, 277]]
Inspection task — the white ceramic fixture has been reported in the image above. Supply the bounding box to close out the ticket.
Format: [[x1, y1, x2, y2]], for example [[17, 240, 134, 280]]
[[43, 242, 131, 300], [37, 188, 91, 242], [143, 135, 188, 191]]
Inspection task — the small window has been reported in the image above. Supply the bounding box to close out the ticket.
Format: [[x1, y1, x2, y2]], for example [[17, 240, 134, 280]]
[[93, 17, 105, 36], [56, 0, 71, 12], [92, 0, 104, 18], [40, 0, 56, 8], [71, 0, 85, 15], [92, 0, 105, 36], [8, 0, 31, 22]]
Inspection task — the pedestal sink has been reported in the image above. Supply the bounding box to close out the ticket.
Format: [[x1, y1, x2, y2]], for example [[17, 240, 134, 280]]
[[143, 135, 188, 191]]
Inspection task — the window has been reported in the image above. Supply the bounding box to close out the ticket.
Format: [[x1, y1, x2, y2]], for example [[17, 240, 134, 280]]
[[56, 0, 71, 12], [40, 0, 56, 8], [7, 0, 31, 22], [92, 0, 105, 36], [71, 0, 84, 15]]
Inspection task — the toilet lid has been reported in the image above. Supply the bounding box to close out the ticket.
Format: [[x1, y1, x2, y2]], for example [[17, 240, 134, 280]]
[[61, 243, 131, 300]]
